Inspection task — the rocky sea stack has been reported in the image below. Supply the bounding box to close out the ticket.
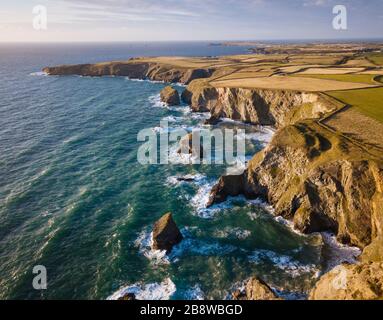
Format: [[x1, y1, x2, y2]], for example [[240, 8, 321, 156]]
[[160, 86, 180, 106], [152, 213, 183, 253]]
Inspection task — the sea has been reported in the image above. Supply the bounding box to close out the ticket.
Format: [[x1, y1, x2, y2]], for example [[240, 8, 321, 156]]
[[0, 42, 360, 300]]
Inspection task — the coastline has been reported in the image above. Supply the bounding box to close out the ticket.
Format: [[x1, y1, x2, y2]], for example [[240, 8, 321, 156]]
[[42, 49, 383, 300]]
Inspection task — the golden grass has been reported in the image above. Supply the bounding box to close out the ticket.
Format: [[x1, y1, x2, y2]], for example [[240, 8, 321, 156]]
[[297, 67, 365, 75], [288, 55, 346, 65], [292, 74, 380, 84], [210, 75, 376, 92], [324, 106, 383, 150]]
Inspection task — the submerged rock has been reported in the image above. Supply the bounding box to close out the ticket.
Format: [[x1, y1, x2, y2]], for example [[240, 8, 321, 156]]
[[152, 213, 183, 253], [204, 115, 221, 125], [118, 293, 136, 301], [232, 277, 281, 300], [160, 86, 180, 106], [177, 133, 204, 159], [176, 175, 197, 182]]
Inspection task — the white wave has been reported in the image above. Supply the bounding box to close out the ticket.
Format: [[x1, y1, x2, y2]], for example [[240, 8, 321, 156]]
[[134, 229, 170, 265], [30, 71, 48, 76], [148, 94, 167, 108], [213, 227, 252, 240], [162, 115, 184, 123], [182, 285, 205, 300], [169, 236, 237, 259], [107, 278, 176, 301], [320, 232, 361, 272], [249, 249, 319, 278], [236, 127, 275, 146], [135, 227, 237, 265], [189, 179, 218, 218], [126, 77, 165, 84], [168, 105, 190, 113], [167, 144, 205, 165]]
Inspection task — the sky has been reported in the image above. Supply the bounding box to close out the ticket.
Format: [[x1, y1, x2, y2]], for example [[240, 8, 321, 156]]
[[0, 0, 382, 42]]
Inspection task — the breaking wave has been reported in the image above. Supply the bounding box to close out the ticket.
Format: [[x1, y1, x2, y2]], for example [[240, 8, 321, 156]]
[[107, 278, 176, 300], [248, 249, 319, 278]]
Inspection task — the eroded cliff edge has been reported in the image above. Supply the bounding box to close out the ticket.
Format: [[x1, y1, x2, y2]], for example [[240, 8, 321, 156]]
[[208, 121, 383, 299], [43, 60, 214, 85], [182, 79, 338, 127], [44, 59, 383, 299]]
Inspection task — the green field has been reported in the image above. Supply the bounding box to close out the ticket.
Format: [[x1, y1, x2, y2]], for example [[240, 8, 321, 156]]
[[292, 73, 380, 84], [366, 53, 383, 66], [329, 87, 383, 123]]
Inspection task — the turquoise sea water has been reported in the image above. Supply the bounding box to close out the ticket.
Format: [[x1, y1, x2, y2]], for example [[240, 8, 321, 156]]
[[0, 43, 326, 300]]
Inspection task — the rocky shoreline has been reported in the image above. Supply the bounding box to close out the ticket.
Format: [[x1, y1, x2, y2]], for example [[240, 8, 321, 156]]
[[43, 59, 383, 300]]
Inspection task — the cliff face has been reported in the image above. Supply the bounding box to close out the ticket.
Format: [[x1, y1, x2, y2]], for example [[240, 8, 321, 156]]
[[208, 120, 383, 299], [182, 80, 337, 127], [43, 62, 214, 85], [209, 122, 383, 253]]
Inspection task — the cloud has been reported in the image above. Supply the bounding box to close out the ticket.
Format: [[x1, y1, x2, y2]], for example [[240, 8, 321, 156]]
[[303, 0, 330, 7]]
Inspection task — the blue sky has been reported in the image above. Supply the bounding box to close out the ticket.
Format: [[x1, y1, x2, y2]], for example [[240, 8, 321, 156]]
[[0, 0, 382, 42]]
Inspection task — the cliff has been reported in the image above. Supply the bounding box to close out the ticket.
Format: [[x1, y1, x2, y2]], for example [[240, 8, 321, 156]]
[[44, 54, 383, 299], [43, 61, 214, 85], [208, 120, 383, 299], [209, 121, 383, 252], [182, 80, 338, 127]]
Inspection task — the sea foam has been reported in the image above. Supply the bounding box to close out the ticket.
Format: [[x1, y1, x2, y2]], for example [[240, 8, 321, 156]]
[[107, 278, 176, 300]]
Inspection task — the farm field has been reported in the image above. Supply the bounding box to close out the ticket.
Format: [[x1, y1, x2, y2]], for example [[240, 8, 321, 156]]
[[328, 87, 383, 124], [210, 75, 376, 91], [292, 74, 382, 84]]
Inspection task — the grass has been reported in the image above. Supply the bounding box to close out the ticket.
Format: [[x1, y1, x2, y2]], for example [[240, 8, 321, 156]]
[[292, 74, 380, 85], [366, 53, 383, 66], [211, 75, 376, 91], [328, 87, 383, 124]]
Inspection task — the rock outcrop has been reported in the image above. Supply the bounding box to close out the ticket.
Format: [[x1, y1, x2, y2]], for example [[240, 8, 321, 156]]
[[160, 86, 180, 106], [208, 121, 383, 252], [232, 277, 281, 300], [118, 293, 136, 301], [309, 262, 383, 300], [152, 213, 183, 253], [181, 80, 337, 127], [177, 133, 204, 159], [43, 61, 214, 85], [208, 120, 383, 300]]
